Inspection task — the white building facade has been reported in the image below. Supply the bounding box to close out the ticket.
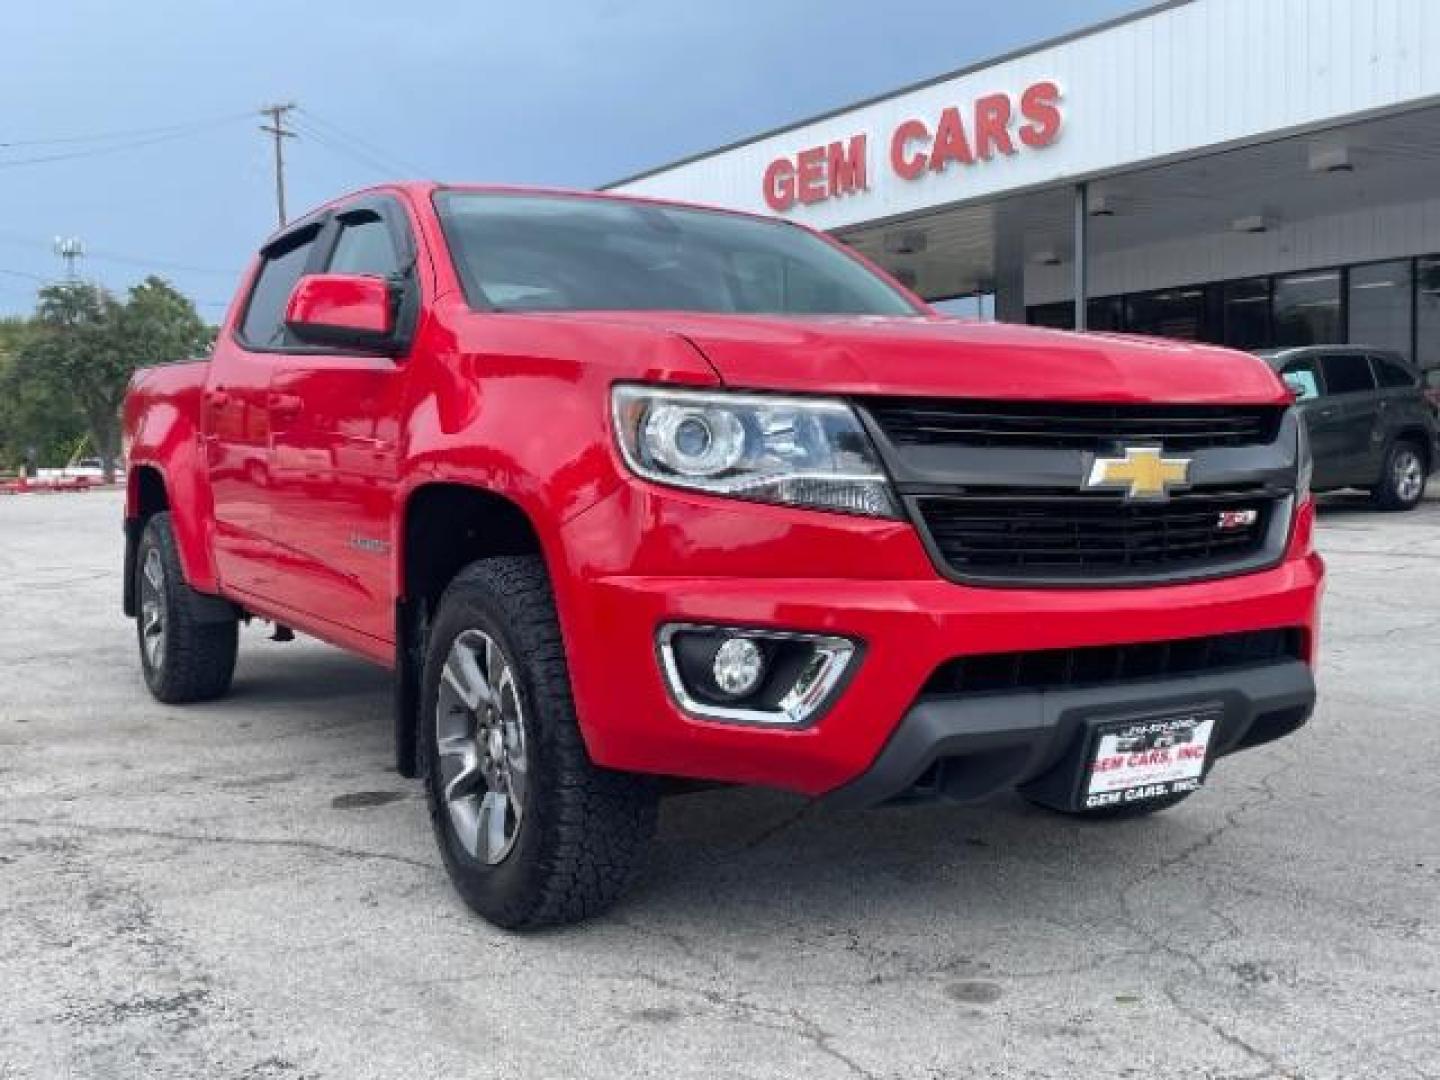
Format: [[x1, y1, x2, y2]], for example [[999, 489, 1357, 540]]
[[608, 0, 1440, 382]]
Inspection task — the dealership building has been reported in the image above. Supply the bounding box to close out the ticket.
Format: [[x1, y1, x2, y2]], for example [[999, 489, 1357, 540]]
[[608, 0, 1440, 386]]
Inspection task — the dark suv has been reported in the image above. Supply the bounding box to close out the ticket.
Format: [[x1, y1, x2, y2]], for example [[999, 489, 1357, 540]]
[[1259, 346, 1438, 510]]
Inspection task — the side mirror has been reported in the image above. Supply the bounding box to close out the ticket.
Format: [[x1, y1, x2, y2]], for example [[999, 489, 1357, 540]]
[[284, 273, 397, 352]]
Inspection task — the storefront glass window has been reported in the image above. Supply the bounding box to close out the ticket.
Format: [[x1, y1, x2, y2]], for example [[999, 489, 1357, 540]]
[[1273, 270, 1341, 346], [1222, 277, 1271, 349], [1125, 286, 1211, 340], [1027, 303, 1074, 330], [1087, 296, 1124, 331], [1417, 256, 1440, 381], [1348, 260, 1413, 362]]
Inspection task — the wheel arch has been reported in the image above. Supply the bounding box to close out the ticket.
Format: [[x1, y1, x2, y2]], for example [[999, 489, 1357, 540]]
[[1388, 426, 1434, 471], [123, 381, 223, 604], [392, 481, 565, 777], [123, 465, 171, 617]]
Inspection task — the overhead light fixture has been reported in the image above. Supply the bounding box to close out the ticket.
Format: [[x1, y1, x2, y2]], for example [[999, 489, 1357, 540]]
[[1231, 215, 1270, 234], [1031, 248, 1062, 266], [1088, 193, 1117, 217], [883, 231, 928, 255], [1309, 143, 1354, 174]]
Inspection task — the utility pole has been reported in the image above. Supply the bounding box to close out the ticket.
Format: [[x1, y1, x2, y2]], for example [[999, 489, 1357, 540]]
[[259, 102, 297, 227]]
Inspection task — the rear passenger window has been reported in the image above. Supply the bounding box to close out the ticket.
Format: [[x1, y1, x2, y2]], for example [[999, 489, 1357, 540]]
[[1318, 354, 1376, 396], [328, 214, 400, 278], [1373, 357, 1417, 389], [240, 226, 320, 349]]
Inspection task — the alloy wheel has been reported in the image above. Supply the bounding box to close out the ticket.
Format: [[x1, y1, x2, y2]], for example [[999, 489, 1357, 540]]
[[1394, 448, 1425, 503], [435, 628, 530, 865], [139, 547, 167, 671]]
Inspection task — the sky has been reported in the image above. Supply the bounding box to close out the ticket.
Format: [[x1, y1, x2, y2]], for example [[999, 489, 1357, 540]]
[[0, 0, 1148, 319]]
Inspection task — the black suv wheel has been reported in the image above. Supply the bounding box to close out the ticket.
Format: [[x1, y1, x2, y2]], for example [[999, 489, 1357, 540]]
[[1372, 439, 1429, 511]]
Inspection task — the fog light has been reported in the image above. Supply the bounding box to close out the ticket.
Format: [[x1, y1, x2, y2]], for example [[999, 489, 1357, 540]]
[[712, 637, 765, 698], [657, 624, 858, 727]]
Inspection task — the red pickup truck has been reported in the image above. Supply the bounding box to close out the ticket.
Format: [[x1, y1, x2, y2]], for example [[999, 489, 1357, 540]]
[[123, 184, 1323, 928]]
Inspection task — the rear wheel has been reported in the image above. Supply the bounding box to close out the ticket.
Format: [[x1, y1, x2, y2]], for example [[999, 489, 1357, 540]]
[[1372, 440, 1428, 511], [421, 556, 658, 929], [135, 513, 238, 703]]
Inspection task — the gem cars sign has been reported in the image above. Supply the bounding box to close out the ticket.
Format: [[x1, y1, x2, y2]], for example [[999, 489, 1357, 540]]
[[761, 81, 1062, 213]]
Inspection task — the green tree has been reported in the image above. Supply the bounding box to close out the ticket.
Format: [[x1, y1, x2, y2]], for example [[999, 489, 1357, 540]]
[[0, 317, 86, 471], [15, 277, 211, 481]]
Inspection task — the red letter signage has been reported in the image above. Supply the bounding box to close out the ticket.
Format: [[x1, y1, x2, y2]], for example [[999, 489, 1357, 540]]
[[1019, 81, 1062, 148], [890, 119, 930, 180], [762, 157, 797, 212], [760, 82, 1063, 213], [762, 136, 871, 211], [826, 135, 868, 199]]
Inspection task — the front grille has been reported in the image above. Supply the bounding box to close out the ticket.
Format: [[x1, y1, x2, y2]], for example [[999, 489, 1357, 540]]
[[917, 489, 1274, 578], [866, 399, 1283, 451], [922, 628, 1304, 697]]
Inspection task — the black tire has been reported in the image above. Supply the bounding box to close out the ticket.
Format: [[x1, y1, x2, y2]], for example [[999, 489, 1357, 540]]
[[1025, 790, 1194, 819], [134, 513, 238, 704], [1371, 439, 1429, 511], [421, 556, 658, 929]]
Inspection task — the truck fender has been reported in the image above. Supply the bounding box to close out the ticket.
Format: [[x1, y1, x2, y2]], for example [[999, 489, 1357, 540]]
[[124, 376, 222, 598]]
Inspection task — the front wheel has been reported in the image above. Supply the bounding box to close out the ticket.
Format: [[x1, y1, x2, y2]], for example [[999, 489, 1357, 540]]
[[1372, 440, 1428, 511], [134, 512, 238, 703], [421, 556, 658, 929]]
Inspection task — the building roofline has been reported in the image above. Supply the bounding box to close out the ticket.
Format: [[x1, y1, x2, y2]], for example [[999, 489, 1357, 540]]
[[601, 0, 1194, 191]]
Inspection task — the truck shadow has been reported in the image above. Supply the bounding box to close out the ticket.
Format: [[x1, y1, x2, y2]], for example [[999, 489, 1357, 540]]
[[226, 642, 393, 706], [194, 636, 1240, 929], [631, 783, 1210, 927]]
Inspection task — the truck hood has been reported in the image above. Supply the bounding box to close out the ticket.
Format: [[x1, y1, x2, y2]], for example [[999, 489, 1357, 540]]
[[538, 311, 1289, 404]]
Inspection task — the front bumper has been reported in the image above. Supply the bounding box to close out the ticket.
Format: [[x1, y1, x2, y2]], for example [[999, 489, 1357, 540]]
[[556, 486, 1325, 798], [825, 659, 1314, 810]]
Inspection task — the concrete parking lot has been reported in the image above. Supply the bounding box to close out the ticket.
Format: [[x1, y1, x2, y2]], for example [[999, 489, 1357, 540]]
[[1, 489, 1437, 1079]]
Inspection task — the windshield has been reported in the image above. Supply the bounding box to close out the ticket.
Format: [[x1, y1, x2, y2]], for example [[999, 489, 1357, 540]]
[[434, 191, 922, 317]]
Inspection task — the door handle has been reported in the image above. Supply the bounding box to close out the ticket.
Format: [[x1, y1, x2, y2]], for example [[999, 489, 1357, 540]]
[[268, 392, 304, 419], [209, 389, 231, 408], [1317, 407, 1338, 420]]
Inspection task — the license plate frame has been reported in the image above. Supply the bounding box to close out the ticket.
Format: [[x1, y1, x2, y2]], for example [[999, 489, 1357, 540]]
[[1078, 704, 1221, 812]]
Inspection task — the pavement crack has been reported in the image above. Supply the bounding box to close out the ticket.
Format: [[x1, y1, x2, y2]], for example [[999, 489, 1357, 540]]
[[0, 817, 436, 872], [1111, 758, 1299, 1075], [628, 970, 881, 1080], [737, 800, 815, 853]]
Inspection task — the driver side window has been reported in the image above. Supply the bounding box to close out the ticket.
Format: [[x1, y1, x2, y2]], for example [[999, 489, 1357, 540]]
[[239, 225, 322, 350], [328, 213, 401, 278]]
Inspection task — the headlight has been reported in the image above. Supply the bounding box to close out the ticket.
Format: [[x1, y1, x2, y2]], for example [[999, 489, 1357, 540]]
[[611, 385, 900, 518]]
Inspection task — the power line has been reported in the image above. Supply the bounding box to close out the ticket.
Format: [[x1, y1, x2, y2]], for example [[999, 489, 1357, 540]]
[[0, 231, 239, 278], [0, 115, 247, 169], [88, 247, 241, 278], [290, 119, 397, 178], [298, 108, 429, 177], [0, 111, 252, 150]]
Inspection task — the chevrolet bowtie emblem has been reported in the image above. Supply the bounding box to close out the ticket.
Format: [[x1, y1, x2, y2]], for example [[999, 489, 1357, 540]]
[[1085, 446, 1192, 500]]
